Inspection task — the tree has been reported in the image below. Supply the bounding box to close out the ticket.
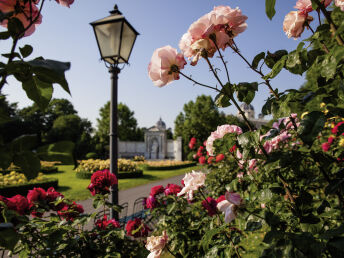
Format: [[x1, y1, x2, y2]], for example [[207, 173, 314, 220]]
[[46, 114, 94, 160], [174, 95, 228, 159], [95, 102, 144, 158]]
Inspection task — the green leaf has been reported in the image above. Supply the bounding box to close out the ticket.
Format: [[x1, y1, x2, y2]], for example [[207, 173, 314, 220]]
[[235, 82, 258, 105], [245, 221, 262, 231], [252, 52, 265, 69], [10, 134, 38, 152], [265, 0, 276, 20], [286, 51, 306, 75], [263, 56, 287, 80], [22, 76, 53, 111], [0, 226, 19, 251], [201, 224, 227, 251], [260, 189, 273, 203], [297, 111, 326, 146], [19, 45, 33, 58], [0, 31, 10, 40], [320, 55, 337, 81], [7, 17, 24, 38], [13, 151, 41, 180], [36, 141, 75, 165], [215, 92, 231, 108], [265, 50, 288, 69], [28, 58, 71, 94], [2, 52, 21, 60]]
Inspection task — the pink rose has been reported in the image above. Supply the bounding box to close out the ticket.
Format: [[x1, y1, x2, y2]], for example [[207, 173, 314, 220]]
[[206, 125, 242, 156], [179, 6, 247, 65], [335, 0, 344, 11], [146, 231, 168, 258], [0, 0, 42, 37], [148, 45, 186, 87], [225, 192, 242, 206], [295, 0, 332, 14], [55, 0, 74, 8], [283, 11, 313, 39], [177, 171, 206, 200]]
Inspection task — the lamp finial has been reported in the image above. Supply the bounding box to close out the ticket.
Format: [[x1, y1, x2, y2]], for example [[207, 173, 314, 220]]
[[110, 4, 122, 15]]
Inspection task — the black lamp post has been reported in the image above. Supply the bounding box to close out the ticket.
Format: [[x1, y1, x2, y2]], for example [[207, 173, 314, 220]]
[[91, 5, 139, 219]]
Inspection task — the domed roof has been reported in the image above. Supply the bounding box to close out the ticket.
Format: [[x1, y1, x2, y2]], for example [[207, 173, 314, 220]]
[[240, 103, 254, 111], [156, 117, 166, 130]]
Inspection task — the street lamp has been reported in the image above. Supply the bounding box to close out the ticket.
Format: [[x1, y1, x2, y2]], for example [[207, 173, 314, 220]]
[[91, 5, 139, 219]]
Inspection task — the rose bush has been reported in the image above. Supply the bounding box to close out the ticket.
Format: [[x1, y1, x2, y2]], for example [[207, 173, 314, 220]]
[[145, 1, 344, 257], [0, 169, 148, 257]]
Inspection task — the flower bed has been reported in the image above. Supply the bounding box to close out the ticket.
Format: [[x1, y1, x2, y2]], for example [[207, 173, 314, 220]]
[[0, 171, 59, 197], [0, 178, 58, 197], [75, 170, 143, 179], [141, 160, 196, 171], [40, 161, 60, 174], [75, 159, 143, 179]]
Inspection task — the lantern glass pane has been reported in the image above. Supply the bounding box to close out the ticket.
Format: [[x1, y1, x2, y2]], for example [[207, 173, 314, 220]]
[[120, 22, 137, 62], [94, 21, 122, 60]]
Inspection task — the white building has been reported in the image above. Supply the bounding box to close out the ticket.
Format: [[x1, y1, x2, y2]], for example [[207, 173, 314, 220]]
[[118, 118, 182, 160]]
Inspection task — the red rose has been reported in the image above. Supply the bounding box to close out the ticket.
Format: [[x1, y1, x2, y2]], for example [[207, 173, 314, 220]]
[[332, 122, 344, 135], [6, 195, 29, 215], [58, 202, 84, 221], [164, 184, 182, 196], [215, 154, 225, 162], [87, 169, 118, 196], [207, 156, 214, 164], [150, 185, 165, 196], [216, 195, 226, 203], [199, 156, 206, 165], [202, 197, 217, 217], [27, 188, 47, 205], [125, 218, 150, 237], [96, 215, 120, 230], [322, 142, 331, 152], [229, 145, 237, 153], [145, 195, 158, 209]]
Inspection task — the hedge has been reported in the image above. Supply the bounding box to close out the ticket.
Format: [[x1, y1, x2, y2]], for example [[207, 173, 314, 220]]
[[0, 178, 58, 197], [141, 162, 197, 171], [75, 170, 144, 179]]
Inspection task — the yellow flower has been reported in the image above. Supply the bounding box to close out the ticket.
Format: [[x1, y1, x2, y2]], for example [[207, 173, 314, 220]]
[[301, 112, 309, 119], [320, 103, 326, 108], [339, 138, 344, 147]]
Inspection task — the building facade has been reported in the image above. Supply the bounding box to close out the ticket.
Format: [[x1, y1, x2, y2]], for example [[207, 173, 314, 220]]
[[118, 118, 182, 160]]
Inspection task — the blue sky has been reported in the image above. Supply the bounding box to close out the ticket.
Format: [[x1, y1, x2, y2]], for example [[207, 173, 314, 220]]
[[2, 0, 314, 130]]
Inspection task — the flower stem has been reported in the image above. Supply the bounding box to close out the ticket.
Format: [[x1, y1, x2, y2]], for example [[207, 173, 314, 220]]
[[229, 42, 279, 100], [178, 71, 221, 93], [313, 0, 344, 45]]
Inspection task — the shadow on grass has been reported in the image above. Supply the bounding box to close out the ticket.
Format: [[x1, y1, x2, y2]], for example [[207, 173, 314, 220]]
[[57, 186, 71, 192], [141, 174, 158, 180]]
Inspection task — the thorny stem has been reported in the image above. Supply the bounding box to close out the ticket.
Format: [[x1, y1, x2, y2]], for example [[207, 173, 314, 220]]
[[178, 71, 221, 93], [317, 10, 322, 26], [165, 245, 177, 257], [229, 235, 242, 258], [308, 24, 330, 54], [314, 0, 344, 45], [229, 42, 280, 100], [203, 54, 255, 131], [0, 0, 46, 92], [210, 36, 230, 83]]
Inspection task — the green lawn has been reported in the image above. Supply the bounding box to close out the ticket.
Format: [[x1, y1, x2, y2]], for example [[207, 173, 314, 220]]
[[45, 165, 202, 201]]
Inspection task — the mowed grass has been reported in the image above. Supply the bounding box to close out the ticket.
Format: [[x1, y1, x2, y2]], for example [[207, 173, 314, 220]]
[[45, 165, 202, 201]]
